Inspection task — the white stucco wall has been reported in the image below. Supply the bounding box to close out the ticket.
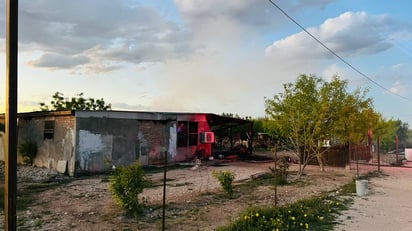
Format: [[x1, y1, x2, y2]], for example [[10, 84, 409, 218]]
[[78, 129, 113, 172], [169, 124, 177, 160]]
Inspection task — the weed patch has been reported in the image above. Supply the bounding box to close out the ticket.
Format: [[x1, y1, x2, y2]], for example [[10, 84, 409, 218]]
[[217, 179, 356, 231], [217, 194, 351, 231]]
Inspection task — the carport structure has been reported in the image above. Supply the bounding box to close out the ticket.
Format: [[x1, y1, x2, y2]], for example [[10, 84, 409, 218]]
[[206, 114, 254, 157]]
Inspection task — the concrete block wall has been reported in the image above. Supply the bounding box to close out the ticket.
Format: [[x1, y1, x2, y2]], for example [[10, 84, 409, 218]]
[[17, 115, 76, 175], [138, 120, 170, 165]]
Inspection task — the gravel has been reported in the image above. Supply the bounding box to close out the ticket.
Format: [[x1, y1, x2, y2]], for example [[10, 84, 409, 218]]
[[0, 161, 62, 182]]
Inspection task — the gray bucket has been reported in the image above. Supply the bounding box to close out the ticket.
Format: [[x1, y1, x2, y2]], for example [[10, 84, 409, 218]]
[[355, 179, 368, 196]]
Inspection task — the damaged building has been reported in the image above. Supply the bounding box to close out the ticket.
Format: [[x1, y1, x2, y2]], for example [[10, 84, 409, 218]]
[[0, 110, 252, 176]]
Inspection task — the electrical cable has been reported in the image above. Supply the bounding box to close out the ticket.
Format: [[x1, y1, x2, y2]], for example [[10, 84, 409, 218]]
[[267, 0, 412, 101]]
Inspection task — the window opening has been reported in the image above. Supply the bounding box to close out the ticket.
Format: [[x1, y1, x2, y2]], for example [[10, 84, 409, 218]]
[[177, 121, 198, 147], [44, 120, 55, 140], [188, 122, 198, 146], [177, 122, 188, 147]]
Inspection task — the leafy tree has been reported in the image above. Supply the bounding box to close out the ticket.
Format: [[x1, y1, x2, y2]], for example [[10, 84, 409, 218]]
[[407, 129, 412, 147], [252, 117, 287, 150], [377, 119, 409, 152], [265, 74, 375, 176], [397, 121, 409, 148], [39, 92, 111, 111], [221, 113, 252, 120]]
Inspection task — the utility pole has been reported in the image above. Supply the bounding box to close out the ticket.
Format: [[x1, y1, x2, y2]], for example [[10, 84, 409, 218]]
[[5, 0, 19, 230]]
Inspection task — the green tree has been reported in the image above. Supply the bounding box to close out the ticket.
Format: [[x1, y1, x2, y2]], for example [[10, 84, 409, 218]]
[[265, 74, 375, 176], [407, 129, 412, 147], [39, 92, 111, 111], [376, 119, 409, 152], [252, 117, 288, 150], [396, 121, 409, 149]]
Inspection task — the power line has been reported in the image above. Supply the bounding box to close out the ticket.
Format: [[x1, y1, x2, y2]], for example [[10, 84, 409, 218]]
[[267, 0, 412, 101]]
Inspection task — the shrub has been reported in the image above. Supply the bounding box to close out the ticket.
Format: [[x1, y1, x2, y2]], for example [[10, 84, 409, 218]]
[[18, 141, 38, 165], [212, 170, 235, 198], [109, 162, 149, 216], [269, 156, 290, 185]]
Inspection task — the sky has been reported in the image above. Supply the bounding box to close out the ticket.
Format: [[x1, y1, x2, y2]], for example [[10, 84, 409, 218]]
[[1, 0, 412, 125]]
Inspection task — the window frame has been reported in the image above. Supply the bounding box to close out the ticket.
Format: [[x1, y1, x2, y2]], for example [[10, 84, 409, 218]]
[[43, 120, 55, 140], [177, 121, 198, 147]]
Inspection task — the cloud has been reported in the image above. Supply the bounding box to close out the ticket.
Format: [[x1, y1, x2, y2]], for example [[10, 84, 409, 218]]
[[265, 12, 396, 63], [143, 49, 289, 118], [291, 0, 336, 10], [373, 62, 412, 98], [2, 0, 343, 74], [0, 0, 4, 38], [0, 38, 4, 53], [28, 53, 89, 69], [111, 102, 151, 111], [321, 63, 370, 87], [13, 0, 193, 72], [388, 80, 406, 95], [175, 0, 278, 29], [175, 0, 336, 30]]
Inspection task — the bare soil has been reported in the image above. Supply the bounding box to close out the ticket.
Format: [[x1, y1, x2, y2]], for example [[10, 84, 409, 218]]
[[335, 165, 412, 231], [1, 159, 359, 231]]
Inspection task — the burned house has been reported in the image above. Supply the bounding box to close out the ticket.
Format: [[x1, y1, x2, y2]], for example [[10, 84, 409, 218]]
[[0, 110, 252, 176]]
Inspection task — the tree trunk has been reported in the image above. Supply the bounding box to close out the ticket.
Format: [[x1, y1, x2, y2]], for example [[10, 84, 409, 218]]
[[317, 154, 325, 172]]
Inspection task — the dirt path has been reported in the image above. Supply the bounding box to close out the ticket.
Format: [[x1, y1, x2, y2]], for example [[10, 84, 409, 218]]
[[335, 165, 412, 231]]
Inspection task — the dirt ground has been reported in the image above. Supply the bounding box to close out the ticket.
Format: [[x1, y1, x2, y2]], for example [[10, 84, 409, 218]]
[[1, 158, 410, 230], [0, 159, 353, 231], [334, 165, 412, 231]]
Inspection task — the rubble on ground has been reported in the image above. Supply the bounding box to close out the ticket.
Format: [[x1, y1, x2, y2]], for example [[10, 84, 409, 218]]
[[0, 161, 62, 182]]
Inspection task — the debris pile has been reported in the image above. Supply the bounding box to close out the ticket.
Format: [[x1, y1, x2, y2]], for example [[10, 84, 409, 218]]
[[0, 161, 60, 182]]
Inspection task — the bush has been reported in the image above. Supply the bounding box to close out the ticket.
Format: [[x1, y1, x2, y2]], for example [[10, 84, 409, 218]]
[[18, 141, 38, 165], [212, 170, 235, 198], [109, 162, 149, 216], [269, 156, 290, 185]]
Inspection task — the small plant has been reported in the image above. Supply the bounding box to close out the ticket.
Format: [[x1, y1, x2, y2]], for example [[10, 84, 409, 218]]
[[212, 170, 235, 198], [18, 141, 38, 165], [109, 161, 149, 216], [269, 156, 290, 185], [217, 194, 351, 231]]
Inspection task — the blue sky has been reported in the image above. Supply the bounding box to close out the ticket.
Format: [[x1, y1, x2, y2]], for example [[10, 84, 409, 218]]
[[1, 0, 412, 125]]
